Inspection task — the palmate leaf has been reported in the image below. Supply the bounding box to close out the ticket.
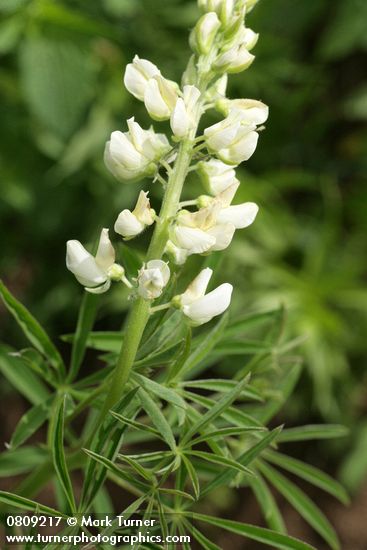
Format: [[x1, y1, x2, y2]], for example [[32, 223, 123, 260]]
[[202, 427, 282, 497], [50, 396, 76, 513], [181, 376, 250, 445], [259, 461, 340, 550], [117, 454, 154, 482], [0, 280, 64, 375], [193, 513, 316, 550], [264, 449, 349, 504]]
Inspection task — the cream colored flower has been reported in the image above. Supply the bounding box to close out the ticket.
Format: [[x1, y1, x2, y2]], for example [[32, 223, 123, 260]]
[[137, 260, 170, 300], [115, 191, 155, 239], [174, 267, 233, 325], [104, 118, 171, 182], [66, 229, 128, 294]]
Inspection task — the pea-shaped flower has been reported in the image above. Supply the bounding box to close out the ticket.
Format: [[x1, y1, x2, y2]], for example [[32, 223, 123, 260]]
[[114, 191, 156, 239], [217, 98, 269, 125], [144, 75, 180, 121], [198, 158, 239, 195], [174, 267, 233, 325], [204, 110, 259, 165], [198, 0, 235, 25], [137, 260, 170, 300], [66, 229, 128, 294], [171, 85, 201, 139], [124, 55, 160, 101], [104, 118, 171, 182], [191, 12, 221, 55]]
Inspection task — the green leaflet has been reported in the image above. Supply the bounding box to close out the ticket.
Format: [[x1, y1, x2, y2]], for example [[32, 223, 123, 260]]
[[202, 427, 282, 496], [250, 473, 286, 533], [181, 454, 200, 500], [9, 396, 53, 449], [137, 387, 176, 451], [67, 291, 99, 382], [259, 461, 340, 550], [83, 449, 150, 493], [181, 376, 249, 445], [193, 513, 316, 550], [0, 346, 50, 405], [0, 491, 65, 517], [186, 450, 254, 477], [182, 378, 263, 401], [80, 387, 140, 509], [132, 372, 186, 425], [264, 449, 349, 504], [50, 396, 76, 513], [0, 447, 48, 477], [0, 280, 64, 375], [278, 424, 349, 443], [177, 312, 228, 379]]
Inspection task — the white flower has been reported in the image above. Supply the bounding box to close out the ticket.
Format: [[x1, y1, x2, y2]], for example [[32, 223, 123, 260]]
[[144, 75, 180, 121], [169, 182, 258, 262], [66, 228, 126, 294], [214, 44, 254, 73], [174, 267, 233, 325], [217, 98, 269, 124], [191, 12, 221, 55], [204, 110, 259, 165], [137, 260, 170, 300], [124, 55, 160, 101], [104, 118, 171, 182], [198, 158, 239, 195], [170, 85, 201, 139], [114, 191, 155, 239]]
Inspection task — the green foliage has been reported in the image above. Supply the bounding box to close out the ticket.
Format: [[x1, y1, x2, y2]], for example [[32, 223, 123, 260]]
[[0, 277, 348, 547]]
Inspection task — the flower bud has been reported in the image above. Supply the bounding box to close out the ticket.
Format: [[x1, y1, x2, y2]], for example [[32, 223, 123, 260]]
[[137, 260, 170, 300], [197, 158, 239, 195], [174, 267, 233, 325], [104, 118, 171, 182], [115, 191, 155, 239], [182, 55, 198, 87], [144, 75, 180, 121], [124, 55, 160, 101], [66, 229, 117, 294], [216, 98, 269, 125], [191, 12, 221, 55], [198, 0, 235, 26], [170, 85, 201, 139], [214, 43, 254, 73]]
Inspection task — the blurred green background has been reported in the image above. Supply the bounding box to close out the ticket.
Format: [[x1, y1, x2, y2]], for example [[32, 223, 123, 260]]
[[0, 0, 366, 545]]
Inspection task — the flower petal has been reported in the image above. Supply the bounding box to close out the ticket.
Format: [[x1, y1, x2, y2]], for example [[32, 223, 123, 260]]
[[217, 202, 259, 229], [183, 283, 233, 325], [180, 268, 213, 305]]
